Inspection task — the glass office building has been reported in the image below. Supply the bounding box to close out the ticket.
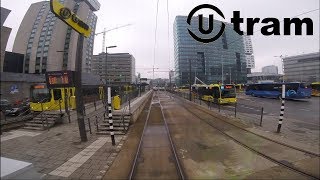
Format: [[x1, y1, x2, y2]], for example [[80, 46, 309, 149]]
[[173, 16, 247, 85]]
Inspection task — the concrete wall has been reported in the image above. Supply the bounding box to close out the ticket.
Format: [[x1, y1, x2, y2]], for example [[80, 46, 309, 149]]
[[129, 90, 153, 123], [0, 81, 31, 103]]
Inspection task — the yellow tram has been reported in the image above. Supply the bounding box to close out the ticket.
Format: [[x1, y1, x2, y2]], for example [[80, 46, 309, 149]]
[[30, 83, 104, 112], [193, 84, 237, 104], [311, 82, 320, 97]]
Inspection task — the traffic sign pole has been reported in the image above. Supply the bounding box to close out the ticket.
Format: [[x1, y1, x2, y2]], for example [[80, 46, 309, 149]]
[[74, 34, 87, 142]]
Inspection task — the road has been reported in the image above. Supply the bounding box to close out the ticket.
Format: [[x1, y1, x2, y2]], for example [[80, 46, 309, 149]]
[[236, 93, 320, 126]]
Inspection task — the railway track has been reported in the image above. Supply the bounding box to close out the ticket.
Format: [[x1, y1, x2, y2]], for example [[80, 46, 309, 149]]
[[174, 95, 319, 179], [129, 92, 185, 180]]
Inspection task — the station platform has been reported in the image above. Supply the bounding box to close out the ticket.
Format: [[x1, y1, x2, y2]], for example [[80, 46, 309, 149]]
[[0, 91, 153, 179]]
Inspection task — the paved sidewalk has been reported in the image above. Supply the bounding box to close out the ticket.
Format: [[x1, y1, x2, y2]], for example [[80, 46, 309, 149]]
[[1, 106, 126, 179]]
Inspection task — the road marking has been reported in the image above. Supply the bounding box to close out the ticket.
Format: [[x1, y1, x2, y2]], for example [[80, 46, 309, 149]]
[[49, 137, 111, 177], [1, 130, 41, 142]]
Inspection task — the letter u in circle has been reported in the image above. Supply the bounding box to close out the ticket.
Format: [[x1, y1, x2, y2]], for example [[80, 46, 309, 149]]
[[198, 14, 214, 34]]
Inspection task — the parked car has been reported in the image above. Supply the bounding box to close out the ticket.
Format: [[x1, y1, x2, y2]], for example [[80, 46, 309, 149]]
[[5, 104, 30, 116], [0, 99, 12, 112], [4, 98, 31, 116]]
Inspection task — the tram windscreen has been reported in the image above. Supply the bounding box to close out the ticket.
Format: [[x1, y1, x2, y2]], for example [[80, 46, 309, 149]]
[[221, 85, 236, 98], [31, 85, 51, 102]]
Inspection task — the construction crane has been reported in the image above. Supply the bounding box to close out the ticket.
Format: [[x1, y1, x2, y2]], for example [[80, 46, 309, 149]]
[[95, 24, 133, 52]]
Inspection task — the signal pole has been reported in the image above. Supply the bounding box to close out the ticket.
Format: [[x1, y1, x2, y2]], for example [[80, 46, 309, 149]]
[[189, 59, 192, 101]]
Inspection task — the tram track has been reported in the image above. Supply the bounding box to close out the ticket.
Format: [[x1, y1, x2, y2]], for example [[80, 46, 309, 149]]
[[174, 95, 319, 179], [129, 92, 185, 180], [173, 93, 320, 157]]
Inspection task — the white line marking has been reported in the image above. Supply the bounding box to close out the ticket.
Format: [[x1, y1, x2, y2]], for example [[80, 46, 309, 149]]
[[1, 130, 41, 142], [49, 137, 111, 177]]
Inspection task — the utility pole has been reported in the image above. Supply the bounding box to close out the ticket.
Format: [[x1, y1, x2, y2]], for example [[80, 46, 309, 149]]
[[74, 34, 87, 142], [221, 59, 224, 84], [229, 67, 232, 84], [189, 59, 192, 101]]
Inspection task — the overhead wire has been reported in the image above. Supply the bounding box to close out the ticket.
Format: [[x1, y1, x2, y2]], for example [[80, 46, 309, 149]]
[[166, 0, 171, 71], [152, 0, 160, 80]]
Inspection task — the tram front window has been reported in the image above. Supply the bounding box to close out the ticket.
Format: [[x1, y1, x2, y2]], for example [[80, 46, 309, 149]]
[[221, 89, 236, 98], [31, 88, 51, 103]]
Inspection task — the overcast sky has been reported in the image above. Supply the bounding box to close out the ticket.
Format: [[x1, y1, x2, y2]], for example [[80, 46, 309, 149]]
[[2, 0, 319, 79]]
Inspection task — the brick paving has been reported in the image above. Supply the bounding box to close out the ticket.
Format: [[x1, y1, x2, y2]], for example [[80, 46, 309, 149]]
[[0, 103, 126, 179]]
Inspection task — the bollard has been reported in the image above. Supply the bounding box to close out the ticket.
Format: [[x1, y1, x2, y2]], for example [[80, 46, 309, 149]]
[[234, 103, 237, 117], [277, 84, 286, 133], [68, 111, 71, 123], [42, 118, 45, 130], [107, 87, 116, 146], [46, 117, 49, 131], [87, 118, 92, 134], [218, 102, 221, 112], [94, 99, 97, 111], [260, 107, 264, 126], [129, 94, 131, 114], [59, 99, 62, 114], [95, 115, 99, 132]]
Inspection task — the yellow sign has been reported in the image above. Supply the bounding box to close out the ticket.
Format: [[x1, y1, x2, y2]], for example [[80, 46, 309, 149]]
[[50, 0, 91, 37]]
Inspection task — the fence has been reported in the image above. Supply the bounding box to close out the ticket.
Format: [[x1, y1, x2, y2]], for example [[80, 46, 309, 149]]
[[169, 90, 265, 127]]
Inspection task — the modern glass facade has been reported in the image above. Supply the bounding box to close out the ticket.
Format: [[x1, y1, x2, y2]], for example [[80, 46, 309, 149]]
[[173, 16, 247, 86]]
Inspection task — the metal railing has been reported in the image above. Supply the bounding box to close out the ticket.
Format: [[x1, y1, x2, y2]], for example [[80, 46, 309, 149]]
[[169, 90, 265, 127]]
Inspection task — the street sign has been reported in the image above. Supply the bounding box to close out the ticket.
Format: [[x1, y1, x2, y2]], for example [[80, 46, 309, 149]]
[[10, 85, 19, 94], [45, 71, 75, 88], [50, 0, 91, 37]]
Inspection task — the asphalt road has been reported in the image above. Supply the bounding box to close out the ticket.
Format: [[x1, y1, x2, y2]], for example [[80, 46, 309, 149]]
[[236, 93, 320, 125]]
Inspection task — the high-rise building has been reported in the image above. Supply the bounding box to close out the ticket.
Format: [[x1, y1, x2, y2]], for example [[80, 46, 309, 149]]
[[173, 16, 247, 85], [91, 52, 136, 85], [243, 34, 255, 73], [262, 65, 278, 74], [12, 0, 100, 74], [1, 7, 12, 72], [283, 52, 320, 83]]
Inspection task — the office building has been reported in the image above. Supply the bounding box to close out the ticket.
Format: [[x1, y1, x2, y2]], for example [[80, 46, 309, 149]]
[[247, 72, 282, 84], [262, 65, 278, 74], [3, 52, 24, 73], [91, 52, 135, 85], [12, 0, 100, 74], [1, 7, 12, 72], [283, 52, 320, 83], [243, 34, 255, 73], [173, 16, 247, 85]]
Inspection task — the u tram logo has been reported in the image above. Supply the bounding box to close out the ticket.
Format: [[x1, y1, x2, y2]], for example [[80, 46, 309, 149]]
[[187, 4, 225, 43], [188, 4, 314, 43], [60, 8, 71, 19]]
